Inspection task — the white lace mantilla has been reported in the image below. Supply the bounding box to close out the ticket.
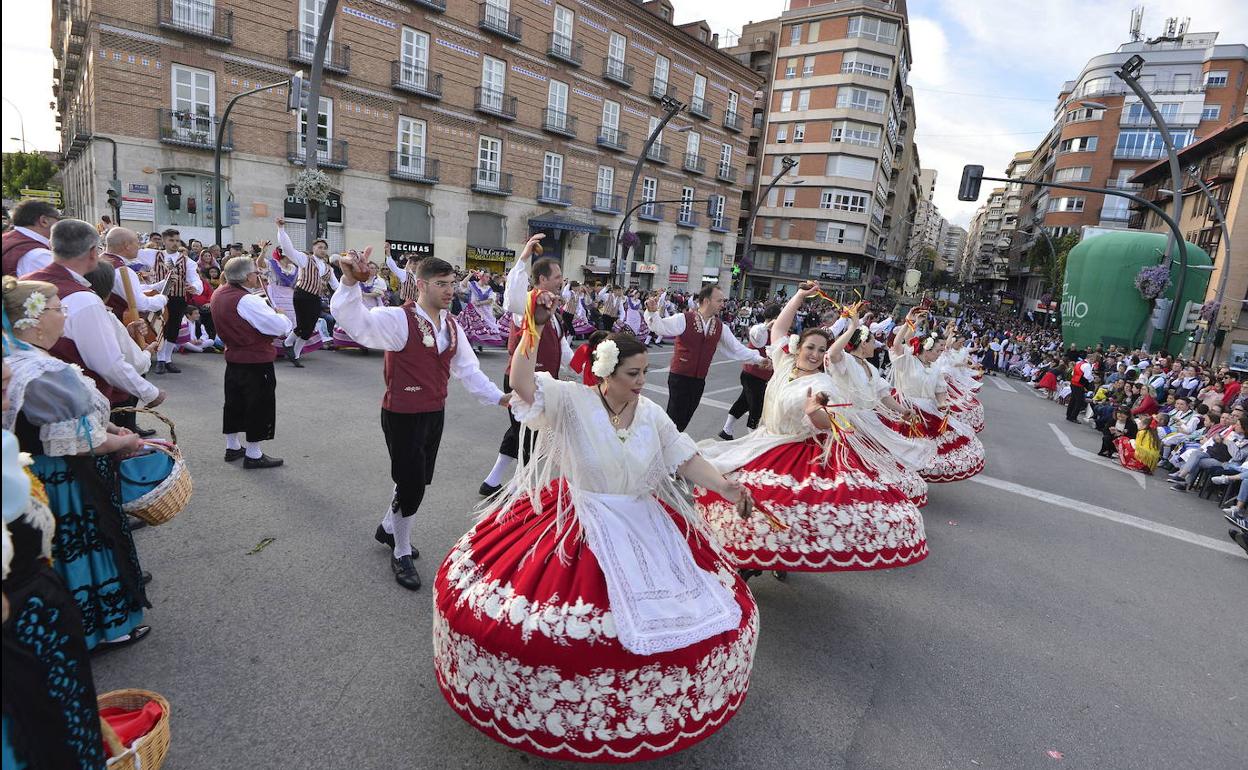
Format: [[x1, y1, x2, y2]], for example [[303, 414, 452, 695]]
[[433, 596, 757, 760], [2, 350, 110, 456]]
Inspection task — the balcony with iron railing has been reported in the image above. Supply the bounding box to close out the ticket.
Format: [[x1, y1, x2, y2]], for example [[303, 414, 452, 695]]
[[287, 30, 350, 74], [478, 2, 522, 42], [157, 109, 231, 151], [682, 153, 705, 174], [391, 61, 442, 100], [286, 132, 348, 169], [637, 203, 665, 222], [677, 209, 699, 228], [596, 125, 628, 152], [689, 96, 713, 120], [1105, 179, 1143, 191], [543, 108, 577, 138], [475, 87, 517, 120], [710, 216, 730, 233], [547, 33, 582, 67], [403, 0, 446, 12], [592, 192, 621, 214], [603, 57, 633, 88], [717, 164, 737, 183], [537, 180, 573, 206], [1112, 146, 1166, 160], [1120, 112, 1202, 128], [646, 144, 670, 164], [651, 78, 676, 100], [389, 152, 439, 184], [722, 111, 742, 133], [157, 0, 233, 44], [472, 167, 513, 195]]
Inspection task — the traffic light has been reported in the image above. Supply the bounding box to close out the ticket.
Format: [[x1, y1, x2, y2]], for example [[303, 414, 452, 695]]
[[106, 180, 121, 213], [225, 201, 241, 226], [958, 165, 984, 201], [1179, 300, 1202, 332], [288, 71, 311, 114], [1149, 298, 1172, 330]]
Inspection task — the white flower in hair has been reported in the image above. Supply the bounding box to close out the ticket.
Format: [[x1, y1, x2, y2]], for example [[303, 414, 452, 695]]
[[14, 291, 48, 329], [591, 339, 620, 379], [786, 334, 800, 354]]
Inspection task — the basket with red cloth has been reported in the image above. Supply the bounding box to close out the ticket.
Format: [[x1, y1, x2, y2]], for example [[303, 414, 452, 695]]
[[98, 689, 171, 770]]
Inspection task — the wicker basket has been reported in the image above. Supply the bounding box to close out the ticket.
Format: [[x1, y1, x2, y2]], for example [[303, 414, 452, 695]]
[[111, 407, 193, 525], [98, 688, 171, 770]]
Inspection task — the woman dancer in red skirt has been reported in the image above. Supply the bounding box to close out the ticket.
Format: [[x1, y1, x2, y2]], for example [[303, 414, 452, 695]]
[[936, 330, 985, 433], [433, 295, 757, 763], [888, 311, 985, 483], [695, 283, 927, 579]]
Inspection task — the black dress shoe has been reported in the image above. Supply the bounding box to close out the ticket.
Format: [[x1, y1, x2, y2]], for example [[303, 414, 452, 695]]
[[290, 357, 305, 368], [153, 362, 167, 375], [391, 555, 421, 590], [374, 526, 419, 558], [164, 362, 182, 374], [243, 454, 284, 469], [479, 481, 502, 497], [141, 571, 153, 586], [127, 516, 149, 532], [224, 448, 245, 462], [135, 427, 157, 438], [93, 624, 151, 651], [718, 430, 734, 441]]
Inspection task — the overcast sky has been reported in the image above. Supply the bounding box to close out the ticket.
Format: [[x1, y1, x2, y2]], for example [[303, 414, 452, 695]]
[[4, 1, 1246, 224]]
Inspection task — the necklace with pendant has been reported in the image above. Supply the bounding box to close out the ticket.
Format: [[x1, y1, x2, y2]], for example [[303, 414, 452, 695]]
[[597, 386, 627, 428], [789, 365, 818, 382]]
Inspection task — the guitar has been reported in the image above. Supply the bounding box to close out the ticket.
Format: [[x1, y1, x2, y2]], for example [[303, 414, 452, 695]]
[[119, 266, 163, 349]]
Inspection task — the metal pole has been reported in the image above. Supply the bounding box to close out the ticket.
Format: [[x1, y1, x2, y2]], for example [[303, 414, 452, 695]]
[[615, 96, 684, 288], [3, 96, 25, 152], [1187, 172, 1232, 362], [215, 79, 290, 247], [303, 0, 341, 250], [92, 136, 120, 223], [1115, 59, 1187, 350], [739, 155, 798, 299]]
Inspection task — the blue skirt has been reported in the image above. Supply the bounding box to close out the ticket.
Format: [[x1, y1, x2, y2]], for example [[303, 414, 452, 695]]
[[34, 453, 147, 649]]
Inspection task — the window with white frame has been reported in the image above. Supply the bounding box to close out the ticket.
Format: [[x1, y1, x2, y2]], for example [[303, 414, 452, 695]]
[[641, 176, 657, 216], [820, 188, 868, 213], [299, 0, 334, 59], [831, 120, 880, 146], [841, 50, 892, 79], [797, 89, 810, 110], [693, 74, 707, 105], [807, 21, 820, 43], [1201, 105, 1221, 121], [789, 23, 802, 46], [1065, 106, 1102, 123], [785, 59, 797, 79], [397, 115, 427, 174], [803, 56, 815, 76], [542, 152, 564, 198], [477, 135, 502, 187], [726, 90, 739, 120], [767, 187, 779, 207], [1047, 196, 1085, 213], [608, 32, 627, 69], [648, 115, 663, 150], [601, 99, 620, 136], [654, 55, 670, 90], [686, 131, 700, 159], [481, 56, 506, 109], [825, 154, 876, 180], [1206, 70, 1228, 87], [171, 64, 214, 140], [1059, 135, 1097, 153], [680, 186, 694, 222], [552, 5, 574, 56], [847, 16, 898, 44], [296, 96, 333, 158], [547, 80, 569, 129], [776, 124, 788, 143], [782, 187, 796, 207], [719, 143, 732, 175], [595, 165, 614, 208], [710, 194, 725, 229], [399, 28, 430, 89], [1053, 166, 1091, 183], [762, 218, 775, 238], [780, 91, 793, 112], [793, 123, 805, 142], [815, 221, 865, 244], [836, 87, 886, 113]]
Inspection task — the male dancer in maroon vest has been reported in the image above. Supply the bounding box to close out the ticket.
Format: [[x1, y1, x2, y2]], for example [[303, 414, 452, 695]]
[[210, 256, 294, 469], [332, 252, 507, 590], [719, 302, 780, 440], [24, 218, 167, 413], [643, 284, 765, 432], [101, 226, 169, 321], [478, 234, 575, 496], [2, 200, 60, 277]]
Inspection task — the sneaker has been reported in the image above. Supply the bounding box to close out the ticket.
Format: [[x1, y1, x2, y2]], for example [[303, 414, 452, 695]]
[[1211, 475, 1231, 485], [1167, 473, 1185, 481], [1169, 483, 1188, 493], [1223, 506, 1241, 515]]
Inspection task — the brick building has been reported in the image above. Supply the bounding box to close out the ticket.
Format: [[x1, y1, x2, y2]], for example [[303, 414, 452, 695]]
[[720, 0, 921, 300], [53, 0, 761, 289]]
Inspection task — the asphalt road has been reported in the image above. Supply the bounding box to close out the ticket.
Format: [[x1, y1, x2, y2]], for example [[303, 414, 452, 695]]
[[92, 343, 1247, 770]]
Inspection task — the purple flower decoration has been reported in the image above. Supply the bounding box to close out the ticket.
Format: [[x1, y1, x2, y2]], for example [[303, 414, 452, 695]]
[[620, 231, 639, 249], [1133, 264, 1172, 300], [1199, 300, 1221, 322]]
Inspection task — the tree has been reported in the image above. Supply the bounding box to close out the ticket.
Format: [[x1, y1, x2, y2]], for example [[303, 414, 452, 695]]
[[1, 152, 59, 200]]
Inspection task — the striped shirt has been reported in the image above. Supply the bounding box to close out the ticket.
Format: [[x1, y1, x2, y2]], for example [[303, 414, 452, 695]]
[[296, 257, 331, 297], [154, 252, 188, 297]]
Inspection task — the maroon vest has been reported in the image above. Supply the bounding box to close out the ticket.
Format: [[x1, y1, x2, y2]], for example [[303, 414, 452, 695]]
[[23, 262, 128, 404], [3, 230, 47, 277], [99, 252, 129, 320], [670, 311, 723, 379], [383, 307, 458, 414], [742, 341, 772, 382], [506, 317, 562, 378], [211, 284, 279, 364]]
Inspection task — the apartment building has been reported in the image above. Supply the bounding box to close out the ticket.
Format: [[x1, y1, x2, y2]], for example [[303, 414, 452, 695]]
[[721, 0, 919, 299], [1019, 30, 1247, 246], [53, 0, 761, 289], [906, 166, 942, 272], [936, 223, 964, 275], [1132, 117, 1247, 366]]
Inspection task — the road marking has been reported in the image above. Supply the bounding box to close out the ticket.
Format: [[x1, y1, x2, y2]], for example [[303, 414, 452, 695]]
[[704, 385, 740, 396], [1048, 422, 1146, 490], [651, 359, 743, 375], [641, 383, 733, 410], [971, 475, 1243, 558], [988, 377, 1017, 392]]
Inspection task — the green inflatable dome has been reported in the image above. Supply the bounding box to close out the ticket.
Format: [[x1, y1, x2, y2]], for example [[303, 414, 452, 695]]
[[1061, 231, 1211, 356]]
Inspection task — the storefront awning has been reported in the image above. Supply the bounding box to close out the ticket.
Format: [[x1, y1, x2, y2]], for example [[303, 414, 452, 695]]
[[529, 212, 601, 234]]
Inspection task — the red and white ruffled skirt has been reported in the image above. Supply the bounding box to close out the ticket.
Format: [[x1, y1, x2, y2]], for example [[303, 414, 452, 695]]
[[946, 382, 985, 433], [880, 408, 984, 483], [695, 437, 927, 572], [434, 481, 758, 763]]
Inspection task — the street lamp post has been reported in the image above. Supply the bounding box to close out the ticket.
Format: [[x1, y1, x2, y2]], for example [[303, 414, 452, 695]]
[[613, 196, 713, 288], [215, 75, 301, 248], [302, 0, 341, 251], [3, 96, 26, 152], [1184, 168, 1233, 362], [615, 95, 685, 288], [738, 154, 799, 298]]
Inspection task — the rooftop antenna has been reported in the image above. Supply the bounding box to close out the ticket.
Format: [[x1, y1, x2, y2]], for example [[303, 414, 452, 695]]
[[1129, 6, 1144, 42]]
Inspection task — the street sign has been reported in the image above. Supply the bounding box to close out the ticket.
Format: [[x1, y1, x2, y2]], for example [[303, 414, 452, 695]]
[[20, 188, 61, 203]]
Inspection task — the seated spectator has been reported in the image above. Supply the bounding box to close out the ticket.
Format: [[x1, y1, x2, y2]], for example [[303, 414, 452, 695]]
[[1169, 416, 1248, 492], [1116, 417, 1161, 474], [1131, 382, 1159, 417], [1099, 407, 1138, 458], [178, 307, 220, 353]]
